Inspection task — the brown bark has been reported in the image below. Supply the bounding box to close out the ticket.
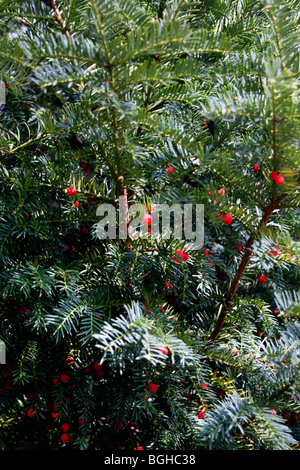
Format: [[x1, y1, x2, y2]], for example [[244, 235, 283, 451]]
[[209, 198, 281, 341]]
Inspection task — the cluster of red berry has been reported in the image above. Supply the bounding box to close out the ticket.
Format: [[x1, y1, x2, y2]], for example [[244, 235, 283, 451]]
[[78, 158, 92, 174], [253, 163, 285, 186], [22, 360, 104, 445], [67, 186, 79, 208], [270, 170, 284, 185]]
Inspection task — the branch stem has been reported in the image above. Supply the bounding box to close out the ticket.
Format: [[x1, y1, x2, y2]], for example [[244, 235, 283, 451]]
[[210, 198, 281, 341]]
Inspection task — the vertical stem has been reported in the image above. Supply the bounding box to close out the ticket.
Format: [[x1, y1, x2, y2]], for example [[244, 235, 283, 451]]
[[50, 0, 71, 39], [90, 0, 126, 199], [209, 198, 280, 341]]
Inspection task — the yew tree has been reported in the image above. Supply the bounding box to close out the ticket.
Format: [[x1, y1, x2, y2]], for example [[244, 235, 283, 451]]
[[0, 0, 299, 451]]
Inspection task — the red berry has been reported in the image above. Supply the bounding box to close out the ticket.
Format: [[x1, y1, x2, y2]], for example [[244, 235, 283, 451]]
[[27, 408, 35, 418], [258, 275, 267, 283], [67, 186, 77, 196], [218, 188, 225, 195], [274, 174, 285, 185], [78, 418, 86, 426], [52, 412, 59, 419], [61, 423, 70, 432], [217, 390, 224, 399], [159, 346, 169, 355], [144, 302, 150, 313], [60, 433, 69, 442], [165, 281, 173, 290], [19, 306, 30, 315], [66, 355, 73, 365], [59, 373, 69, 383], [136, 446, 144, 450], [27, 393, 36, 400], [175, 250, 189, 262], [82, 227, 89, 235], [270, 409, 277, 415], [148, 383, 158, 393], [253, 163, 260, 171], [222, 214, 233, 225], [166, 165, 173, 174], [197, 408, 205, 419], [84, 366, 91, 374], [143, 213, 152, 226], [270, 170, 277, 180], [52, 377, 59, 385], [92, 363, 102, 371], [74, 201, 79, 208], [273, 309, 279, 315], [283, 412, 291, 420], [2, 368, 9, 378]]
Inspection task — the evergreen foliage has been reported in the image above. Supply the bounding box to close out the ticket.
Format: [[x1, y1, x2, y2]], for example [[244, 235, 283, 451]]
[[0, 0, 299, 450]]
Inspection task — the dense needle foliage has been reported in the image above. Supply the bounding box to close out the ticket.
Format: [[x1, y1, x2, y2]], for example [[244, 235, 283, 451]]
[[0, 0, 299, 450]]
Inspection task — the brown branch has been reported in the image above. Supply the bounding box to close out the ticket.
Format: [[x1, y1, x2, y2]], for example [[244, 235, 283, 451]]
[[50, 0, 71, 39], [209, 198, 281, 342]]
